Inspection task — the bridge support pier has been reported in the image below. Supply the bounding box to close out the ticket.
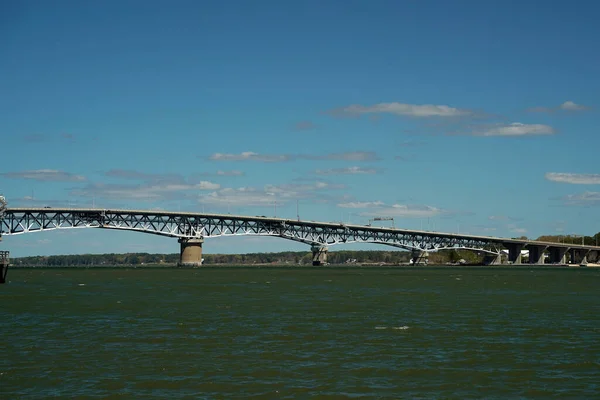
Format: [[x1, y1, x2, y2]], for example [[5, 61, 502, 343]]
[[568, 249, 589, 265], [588, 250, 600, 263], [527, 245, 547, 265], [483, 252, 502, 265], [569, 249, 576, 264], [505, 243, 523, 264], [548, 247, 568, 265], [311, 245, 328, 266], [178, 238, 204, 267], [580, 250, 589, 266], [0, 250, 9, 284], [411, 250, 428, 265]]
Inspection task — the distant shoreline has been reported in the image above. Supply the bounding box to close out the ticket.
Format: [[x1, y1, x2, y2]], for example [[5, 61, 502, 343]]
[[8, 263, 597, 269], [9, 249, 598, 269]]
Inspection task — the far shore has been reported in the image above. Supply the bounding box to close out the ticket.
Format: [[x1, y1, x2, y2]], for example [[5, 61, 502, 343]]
[[8, 262, 599, 268]]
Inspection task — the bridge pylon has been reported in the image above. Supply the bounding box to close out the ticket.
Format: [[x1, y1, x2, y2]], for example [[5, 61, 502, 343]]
[[0, 195, 7, 283], [548, 246, 569, 265], [411, 249, 428, 265], [0, 248, 8, 284], [569, 248, 590, 265], [483, 252, 503, 265], [311, 245, 328, 266], [505, 243, 524, 264], [528, 245, 547, 265], [178, 237, 204, 267]]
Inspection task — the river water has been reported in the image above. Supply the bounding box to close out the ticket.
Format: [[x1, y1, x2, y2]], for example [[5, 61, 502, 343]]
[[1, 267, 599, 399]]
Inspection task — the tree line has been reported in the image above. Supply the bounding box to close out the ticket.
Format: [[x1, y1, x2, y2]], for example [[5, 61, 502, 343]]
[[11, 233, 600, 267], [11, 249, 483, 267], [533, 233, 600, 246], [11, 250, 408, 267]]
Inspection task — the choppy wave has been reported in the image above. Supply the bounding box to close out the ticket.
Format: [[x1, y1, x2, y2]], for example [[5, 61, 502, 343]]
[[2, 267, 600, 398]]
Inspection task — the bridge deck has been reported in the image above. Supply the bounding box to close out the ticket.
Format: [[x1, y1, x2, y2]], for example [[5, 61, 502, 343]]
[[2, 207, 599, 252]]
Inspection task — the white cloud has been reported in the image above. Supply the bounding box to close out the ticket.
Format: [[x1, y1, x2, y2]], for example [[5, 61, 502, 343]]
[[386, 204, 441, 218], [330, 102, 473, 118], [488, 215, 523, 223], [545, 173, 600, 185], [528, 100, 590, 113], [1, 169, 86, 182], [71, 181, 220, 201], [216, 170, 245, 176], [148, 182, 220, 191], [209, 152, 290, 162], [338, 201, 385, 208], [316, 166, 380, 175], [338, 198, 444, 217], [562, 191, 600, 206], [477, 123, 555, 137], [200, 182, 345, 208], [107, 169, 246, 180], [201, 187, 277, 207], [559, 101, 589, 111], [263, 182, 345, 197], [359, 204, 442, 218], [208, 151, 380, 162], [506, 223, 528, 235], [309, 152, 380, 161]]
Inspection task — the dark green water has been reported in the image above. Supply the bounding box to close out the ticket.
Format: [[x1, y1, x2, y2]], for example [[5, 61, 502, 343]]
[[1, 267, 599, 399]]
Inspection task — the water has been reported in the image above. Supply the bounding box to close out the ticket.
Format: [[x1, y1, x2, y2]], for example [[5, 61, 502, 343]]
[[1, 267, 600, 399]]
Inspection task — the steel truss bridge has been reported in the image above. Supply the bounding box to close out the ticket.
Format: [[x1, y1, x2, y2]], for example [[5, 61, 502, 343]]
[[1, 208, 598, 261]]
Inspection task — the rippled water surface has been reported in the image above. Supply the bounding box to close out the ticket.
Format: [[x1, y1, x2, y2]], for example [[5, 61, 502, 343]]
[[2, 267, 600, 399]]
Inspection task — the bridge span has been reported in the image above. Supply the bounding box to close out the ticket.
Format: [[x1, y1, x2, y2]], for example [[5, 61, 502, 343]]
[[1, 207, 599, 275]]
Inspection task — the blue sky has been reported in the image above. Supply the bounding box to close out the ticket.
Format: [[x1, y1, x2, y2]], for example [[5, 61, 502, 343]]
[[1, 0, 599, 257]]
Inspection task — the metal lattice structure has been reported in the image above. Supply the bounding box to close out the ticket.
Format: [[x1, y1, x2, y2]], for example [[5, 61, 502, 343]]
[[1, 208, 598, 254], [0, 207, 525, 254]]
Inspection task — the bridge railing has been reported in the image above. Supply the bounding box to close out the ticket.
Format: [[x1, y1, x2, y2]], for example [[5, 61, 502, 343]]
[[2, 207, 600, 253]]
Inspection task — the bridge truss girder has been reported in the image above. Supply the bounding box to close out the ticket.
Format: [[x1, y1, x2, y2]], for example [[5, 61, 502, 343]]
[[0, 209, 503, 253]]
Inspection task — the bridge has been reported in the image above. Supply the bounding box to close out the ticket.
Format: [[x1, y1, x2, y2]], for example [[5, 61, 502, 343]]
[[1, 207, 599, 279]]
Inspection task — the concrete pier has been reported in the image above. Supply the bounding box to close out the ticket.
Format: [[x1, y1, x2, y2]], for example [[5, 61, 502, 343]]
[[311, 245, 328, 266], [505, 243, 523, 264], [568, 248, 589, 265], [580, 250, 589, 266], [178, 238, 204, 267], [548, 246, 568, 265], [0, 250, 9, 284], [411, 250, 429, 265], [528, 245, 547, 265], [483, 252, 503, 265]]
